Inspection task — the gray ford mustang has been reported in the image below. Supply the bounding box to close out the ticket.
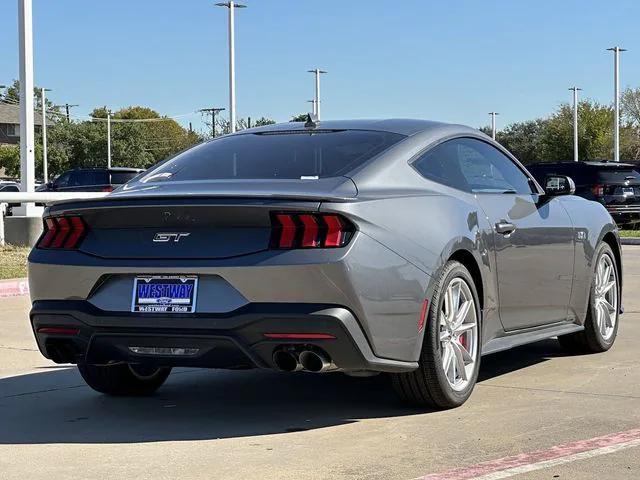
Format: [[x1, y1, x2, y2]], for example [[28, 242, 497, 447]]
[[28, 118, 622, 409]]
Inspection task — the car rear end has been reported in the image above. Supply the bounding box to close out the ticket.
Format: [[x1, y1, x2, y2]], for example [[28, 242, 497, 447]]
[[587, 164, 640, 227], [28, 127, 426, 377], [528, 161, 640, 227]]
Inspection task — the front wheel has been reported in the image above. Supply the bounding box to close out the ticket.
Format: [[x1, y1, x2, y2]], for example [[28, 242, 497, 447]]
[[78, 362, 172, 396], [391, 261, 481, 409], [559, 242, 620, 354]]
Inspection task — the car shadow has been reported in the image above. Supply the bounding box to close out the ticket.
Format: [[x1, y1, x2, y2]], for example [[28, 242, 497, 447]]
[[0, 339, 567, 445]]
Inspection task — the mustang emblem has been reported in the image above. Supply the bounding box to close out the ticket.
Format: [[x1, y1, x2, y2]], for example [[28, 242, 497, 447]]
[[153, 232, 191, 243]]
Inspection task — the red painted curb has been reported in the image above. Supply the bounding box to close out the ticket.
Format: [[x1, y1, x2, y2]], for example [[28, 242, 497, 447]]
[[0, 278, 30, 298], [417, 427, 640, 480]]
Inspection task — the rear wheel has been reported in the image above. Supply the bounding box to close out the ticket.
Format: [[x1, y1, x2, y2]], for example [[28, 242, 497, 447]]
[[558, 242, 619, 354], [391, 261, 481, 409], [78, 362, 171, 396]]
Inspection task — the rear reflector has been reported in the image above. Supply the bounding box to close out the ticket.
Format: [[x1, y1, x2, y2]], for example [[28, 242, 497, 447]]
[[418, 299, 429, 332], [263, 333, 336, 340], [270, 213, 354, 249], [37, 215, 87, 250], [37, 326, 80, 335]]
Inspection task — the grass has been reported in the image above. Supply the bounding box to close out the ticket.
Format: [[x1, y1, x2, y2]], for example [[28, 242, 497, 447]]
[[619, 230, 640, 238], [0, 244, 30, 280]]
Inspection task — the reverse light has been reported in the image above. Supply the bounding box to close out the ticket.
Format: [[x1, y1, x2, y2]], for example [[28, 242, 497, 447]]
[[270, 213, 354, 249], [37, 215, 87, 249]]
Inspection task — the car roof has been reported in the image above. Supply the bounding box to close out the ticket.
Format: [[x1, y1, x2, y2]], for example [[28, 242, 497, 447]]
[[240, 118, 472, 137]]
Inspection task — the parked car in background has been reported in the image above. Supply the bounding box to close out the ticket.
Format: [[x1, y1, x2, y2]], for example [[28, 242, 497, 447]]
[[37, 167, 144, 193], [0, 181, 20, 216], [527, 161, 640, 228]]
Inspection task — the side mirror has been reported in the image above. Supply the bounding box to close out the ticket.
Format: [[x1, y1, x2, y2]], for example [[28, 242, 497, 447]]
[[544, 174, 575, 196]]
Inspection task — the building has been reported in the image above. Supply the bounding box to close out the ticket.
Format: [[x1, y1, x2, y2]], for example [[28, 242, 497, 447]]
[[0, 103, 42, 145]]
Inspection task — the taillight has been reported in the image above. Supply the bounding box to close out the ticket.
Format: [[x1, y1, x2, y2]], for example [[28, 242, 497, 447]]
[[270, 213, 354, 249], [37, 215, 87, 249], [592, 184, 604, 197], [101, 185, 114, 192]]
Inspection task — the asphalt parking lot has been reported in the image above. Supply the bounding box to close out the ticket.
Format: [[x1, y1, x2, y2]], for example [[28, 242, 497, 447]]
[[1, 248, 639, 480]]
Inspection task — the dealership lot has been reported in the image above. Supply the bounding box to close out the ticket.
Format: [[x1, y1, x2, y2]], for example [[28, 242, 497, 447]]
[[0, 248, 639, 480]]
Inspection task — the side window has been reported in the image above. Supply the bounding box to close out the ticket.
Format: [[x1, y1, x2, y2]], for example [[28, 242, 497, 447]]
[[413, 138, 533, 194]]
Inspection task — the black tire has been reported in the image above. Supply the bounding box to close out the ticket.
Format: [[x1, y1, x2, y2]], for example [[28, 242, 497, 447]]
[[558, 242, 620, 354], [391, 261, 482, 409], [78, 362, 172, 396]]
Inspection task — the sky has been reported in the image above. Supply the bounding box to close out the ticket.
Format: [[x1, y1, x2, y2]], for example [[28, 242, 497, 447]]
[[1, 0, 639, 134]]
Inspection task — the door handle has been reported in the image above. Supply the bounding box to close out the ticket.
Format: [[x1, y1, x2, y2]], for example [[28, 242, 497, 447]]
[[495, 221, 516, 235]]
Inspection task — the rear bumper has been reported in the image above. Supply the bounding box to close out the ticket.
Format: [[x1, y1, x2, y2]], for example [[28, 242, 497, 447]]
[[30, 300, 418, 373], [605, 205, 640, 223]]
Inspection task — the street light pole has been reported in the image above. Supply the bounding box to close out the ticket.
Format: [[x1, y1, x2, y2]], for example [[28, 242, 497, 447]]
[[569, 87, 582, 162], [488, 112, 499, 140], [308, 69, 327, 119], [18, 0, 36, 198], [63, 103, 79, 122], [607, 46, 626, 162], [307, 99, 316, 114], [40, 87, 51, 183], [106, 109, 112, 169], [216, 1, 246, 134]]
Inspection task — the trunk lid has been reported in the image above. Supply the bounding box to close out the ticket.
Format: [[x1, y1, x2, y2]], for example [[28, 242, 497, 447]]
[[48, 177, 357, 259]]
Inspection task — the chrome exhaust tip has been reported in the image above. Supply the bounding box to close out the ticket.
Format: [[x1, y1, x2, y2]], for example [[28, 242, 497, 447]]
[[272, 349, 302, 372], [299, 350, 332, 373]]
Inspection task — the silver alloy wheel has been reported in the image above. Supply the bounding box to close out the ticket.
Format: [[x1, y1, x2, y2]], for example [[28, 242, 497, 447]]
[[439, 277, 479, 392], [594, 252, 618, 342]]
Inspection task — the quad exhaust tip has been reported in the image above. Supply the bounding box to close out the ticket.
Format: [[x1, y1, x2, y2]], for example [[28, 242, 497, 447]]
[[272, 347, 333, 373], [299, 350, 331, 373]]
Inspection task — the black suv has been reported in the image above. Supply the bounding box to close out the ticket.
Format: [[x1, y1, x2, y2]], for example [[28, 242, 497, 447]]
[[38, 167, 144, 193], [527, 161, 640, 227]]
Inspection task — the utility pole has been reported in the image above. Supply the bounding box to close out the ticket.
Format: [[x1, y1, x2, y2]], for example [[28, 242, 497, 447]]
[[569, 87, 582, 162], [308, 69, 327, 119], [488, 112, 499, 140], [307, 99, 317, 114], [63, 103, 78, 122], [607, 46, 626, 162], [40, 87, 51, 183], [200, 107, 225, 137], [216, 1, 246, 133], [106, 109, 112, 169], [18, 0, 36, 201]]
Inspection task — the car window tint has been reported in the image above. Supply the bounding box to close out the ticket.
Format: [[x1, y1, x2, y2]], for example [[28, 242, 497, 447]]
[[139, 130, 405, 182], [110, 171, 140, 184], [0, 185, 19, 192], [414, 138, 533, 194]]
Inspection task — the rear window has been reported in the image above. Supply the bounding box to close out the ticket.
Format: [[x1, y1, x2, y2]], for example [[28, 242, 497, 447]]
[[139, 130, 405, 182], [596, 167, 640, 183], [71, 170, 109, 186], [110, 171, 140, 184]]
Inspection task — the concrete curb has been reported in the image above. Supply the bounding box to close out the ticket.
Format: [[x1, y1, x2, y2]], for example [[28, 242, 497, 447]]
[[621, 237, 640, 245], [0, 278, 30, 298]]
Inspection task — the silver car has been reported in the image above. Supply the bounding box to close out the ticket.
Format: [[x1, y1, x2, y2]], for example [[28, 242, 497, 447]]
[[28, 119, 622, 409]]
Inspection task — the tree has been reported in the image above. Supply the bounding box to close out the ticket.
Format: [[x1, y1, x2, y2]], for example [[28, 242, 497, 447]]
[[2, 79, 60, 113], [0, 145, 20, 178], [540, 101, 613, 161], [290, 113, 308, 122], [496, 119, 549, 164], [253, 117, 276, 127]]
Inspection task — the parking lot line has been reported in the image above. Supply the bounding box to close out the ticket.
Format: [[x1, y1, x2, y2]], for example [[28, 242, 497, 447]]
[[416, 428, 640, 480]]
